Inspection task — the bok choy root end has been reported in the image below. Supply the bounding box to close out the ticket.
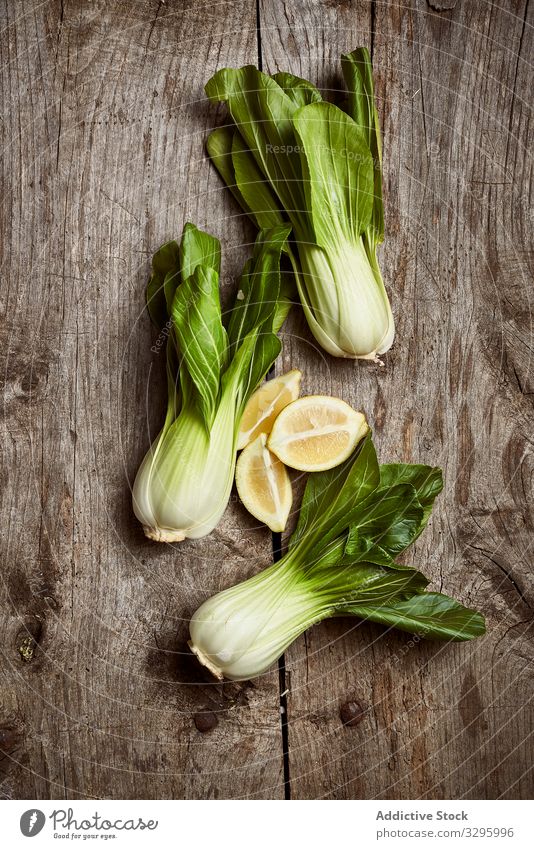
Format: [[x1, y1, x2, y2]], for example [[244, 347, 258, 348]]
[[188, 434, 485, 680], [132, 223, 291, 542]]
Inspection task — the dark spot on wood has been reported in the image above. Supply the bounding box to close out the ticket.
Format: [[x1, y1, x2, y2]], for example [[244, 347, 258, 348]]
[[4, 567, 32, 611], [143, 127, 152, 168], [339, 699, 367, 727], [37, 529, 60, 591], [402, 410, 414, 461], [0, 726, 23, 782], [372, 665, 395, 733], [162, 73, 176, 110], [193, 709, 218, 733], [324, 0, 352, 9], [16, 619, 44, 663], [458, 671, 486, 736], [308, 711, 330, 728], [470, 544, 531, 612], [20, 367, 42, 393], [4, 559, 58, 626], [455, 401, 474, 506], [145, 631, 182, 682], [0, 728, 22, 753], [427, 0, 457, 10], [182, 625, 219, 678], [448, 331, 462, 397], [0, 348, 51, 412], [479, 327, 534, 401], [503, 434, 533, 513], [410, 732, 430, 795], [18, 636, 36, 663], [394, 224, 410, 273], [221, 679, 255, 709], [373, 384, 387, 430]]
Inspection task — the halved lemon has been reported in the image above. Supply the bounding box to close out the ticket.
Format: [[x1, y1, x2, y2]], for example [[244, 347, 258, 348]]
[[235, 434, 292, 532], [237, 369, 302, 451], [268, 395, 368, 472]]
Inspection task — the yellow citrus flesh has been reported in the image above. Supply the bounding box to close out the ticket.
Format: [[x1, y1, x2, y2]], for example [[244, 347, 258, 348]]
[[268, 395, 368, 472], [235, 434, 292, 532], [237, 369, 302, 451]]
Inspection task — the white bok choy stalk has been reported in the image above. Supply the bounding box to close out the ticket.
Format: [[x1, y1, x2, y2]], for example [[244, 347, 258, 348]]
[[132, 223, 291, 542], [204, 48, 394, 361], [189, 434, 485, 679]]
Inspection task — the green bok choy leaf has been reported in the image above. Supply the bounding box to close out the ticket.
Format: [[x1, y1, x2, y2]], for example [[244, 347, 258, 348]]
[[189, 434, 485, 679], [204, 47, 394, 361], [132, 223, 291, 542]]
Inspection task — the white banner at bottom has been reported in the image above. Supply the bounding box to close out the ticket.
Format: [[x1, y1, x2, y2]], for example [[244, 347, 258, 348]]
[[2, 799, 533, 848]]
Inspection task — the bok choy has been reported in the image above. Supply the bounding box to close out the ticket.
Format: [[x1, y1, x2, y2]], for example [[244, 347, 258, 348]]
[[204, 47, 394, 361], [189, 434, 485, 679], [132, 223, 290, 541]]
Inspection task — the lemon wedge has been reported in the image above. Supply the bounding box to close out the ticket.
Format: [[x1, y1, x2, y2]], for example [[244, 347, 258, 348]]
[[268, 395, 368, 472], [235, 434, 292, 532], [237, 369, 302, 451]]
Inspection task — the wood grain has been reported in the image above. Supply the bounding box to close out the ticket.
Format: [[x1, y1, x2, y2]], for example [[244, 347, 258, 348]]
[[0, 0, 284, 800], [1, 0, 532, 801], [262, 0, 534, 799]]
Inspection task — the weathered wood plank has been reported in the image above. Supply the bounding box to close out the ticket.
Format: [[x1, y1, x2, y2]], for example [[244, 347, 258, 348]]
[[2, 0, 533, 802], [0, 0, 284, 799], [261, 0, 534, 798]]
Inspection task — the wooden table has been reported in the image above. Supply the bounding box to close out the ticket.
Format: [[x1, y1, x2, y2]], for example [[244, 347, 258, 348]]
[[1, 0, 533, 800]]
